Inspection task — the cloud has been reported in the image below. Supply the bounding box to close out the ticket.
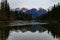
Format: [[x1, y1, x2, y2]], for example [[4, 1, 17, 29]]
[[1, 0, 60, 9]]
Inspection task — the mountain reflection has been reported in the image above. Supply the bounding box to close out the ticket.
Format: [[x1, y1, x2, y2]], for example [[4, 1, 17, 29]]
[[0, 24, 60, 40], [0, 24, 47, 40], [10, 25, 46, 33]]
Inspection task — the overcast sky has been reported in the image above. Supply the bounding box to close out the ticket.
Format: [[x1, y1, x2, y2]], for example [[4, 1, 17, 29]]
[[0, 0, 60, 10]]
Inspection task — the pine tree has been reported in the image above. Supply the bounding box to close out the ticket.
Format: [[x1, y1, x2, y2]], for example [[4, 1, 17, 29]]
[[0, 0, 10, 21]]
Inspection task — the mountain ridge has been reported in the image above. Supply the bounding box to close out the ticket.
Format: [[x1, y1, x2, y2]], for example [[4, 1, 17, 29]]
[[12, 8, 48, 18]]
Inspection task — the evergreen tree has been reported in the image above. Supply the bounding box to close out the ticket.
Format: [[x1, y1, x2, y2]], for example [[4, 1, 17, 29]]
[[0, 0, 10, 21]]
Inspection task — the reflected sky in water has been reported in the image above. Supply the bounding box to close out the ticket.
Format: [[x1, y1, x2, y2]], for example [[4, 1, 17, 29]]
[[0, 24, 59, 40], [7, 30, 58, 40]]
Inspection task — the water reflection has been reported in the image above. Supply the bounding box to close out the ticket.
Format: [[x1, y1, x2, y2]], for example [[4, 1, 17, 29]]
[[8, 31, 57, 40], [10, 25, 46, 33], [0, 24, 60, 40], [42, 24, 60, 38], [0, 24, 46, 40]]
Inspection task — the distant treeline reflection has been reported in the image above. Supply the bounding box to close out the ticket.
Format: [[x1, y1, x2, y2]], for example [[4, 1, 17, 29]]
[[0, 24, 60, 40], [0, 25, 46, 40], [43, 24, 60, 38]]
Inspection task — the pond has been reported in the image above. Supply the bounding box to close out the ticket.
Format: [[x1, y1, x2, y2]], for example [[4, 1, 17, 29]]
[[0, 22, 60, 40]]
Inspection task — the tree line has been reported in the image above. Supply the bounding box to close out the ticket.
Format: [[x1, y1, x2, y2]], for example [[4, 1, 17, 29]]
[[40, 3, 60, 38], [35, 3, 60, 23], [0, 1, 32, 21]]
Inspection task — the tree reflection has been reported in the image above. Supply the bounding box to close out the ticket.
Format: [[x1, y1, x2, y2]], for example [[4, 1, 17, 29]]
[[1, 24, 60, 40], [43, 23, 60, 38], [0, 25, 46, 40]]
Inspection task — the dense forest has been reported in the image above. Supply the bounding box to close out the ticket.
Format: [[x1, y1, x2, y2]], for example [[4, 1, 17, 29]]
[[0, 1, 32, 21], [0, 0, 60, 23], [40, 3, 60, 37], [36, 3, 60, 23], [0, 1, 60, 39]]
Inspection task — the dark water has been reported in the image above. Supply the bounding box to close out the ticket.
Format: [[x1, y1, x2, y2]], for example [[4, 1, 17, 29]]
[[0, 24, 60, 40]]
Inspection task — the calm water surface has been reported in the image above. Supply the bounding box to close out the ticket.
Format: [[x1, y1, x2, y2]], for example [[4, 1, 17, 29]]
[[7, 24, 60, 40], [7, 30, 58, 40], [0, 22, 60, 40]]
